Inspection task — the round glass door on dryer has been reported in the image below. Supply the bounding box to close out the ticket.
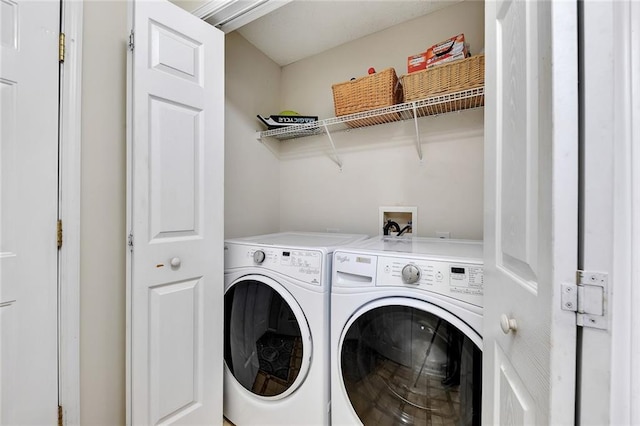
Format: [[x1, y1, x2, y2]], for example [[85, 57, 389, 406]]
[[224, 275, 311, 399], [338, 298, 482, 426]]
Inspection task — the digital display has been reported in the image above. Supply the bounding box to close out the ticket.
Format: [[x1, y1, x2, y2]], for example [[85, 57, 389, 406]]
[[282, 251, 290, 257], [356, 256, 371, 264], [451, 267, 466, 274]]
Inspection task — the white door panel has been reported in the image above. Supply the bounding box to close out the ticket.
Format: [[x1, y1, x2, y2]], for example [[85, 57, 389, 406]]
[[0, 0, 59, 423], [484, 0, 578, 423], [128, 0, 224, 424]]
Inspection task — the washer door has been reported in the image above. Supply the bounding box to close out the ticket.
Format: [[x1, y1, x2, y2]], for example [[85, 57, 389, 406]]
[[339, 298, 482, 425], [224, 275, 311, 399]]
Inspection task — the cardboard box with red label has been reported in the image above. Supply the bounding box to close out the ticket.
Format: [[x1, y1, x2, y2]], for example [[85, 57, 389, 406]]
[[407, 33, 470, 73], [425, 33, 469, 68], [407, 52, 428, 73]]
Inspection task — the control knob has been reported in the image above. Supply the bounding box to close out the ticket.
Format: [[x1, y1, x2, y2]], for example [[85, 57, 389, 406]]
[[253, 250, 266, 264], [401, 264, 421, 284]]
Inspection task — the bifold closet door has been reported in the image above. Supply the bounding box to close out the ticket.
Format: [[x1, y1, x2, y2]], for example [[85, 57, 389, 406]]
[[127, 1, 224, 424]]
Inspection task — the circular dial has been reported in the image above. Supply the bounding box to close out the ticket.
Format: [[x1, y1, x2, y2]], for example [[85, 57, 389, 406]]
[[253, 250, 266, 264], [401, 264, 421, 284]]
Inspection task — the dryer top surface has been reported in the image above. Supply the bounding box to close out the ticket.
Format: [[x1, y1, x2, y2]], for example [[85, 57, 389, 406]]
[[338, 236, 483, 263], [225, 231, 369, 253]]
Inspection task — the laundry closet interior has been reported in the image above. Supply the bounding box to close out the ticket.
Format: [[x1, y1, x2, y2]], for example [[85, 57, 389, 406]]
[[220, 0, 485, 241], [216, 2, 486, 425]]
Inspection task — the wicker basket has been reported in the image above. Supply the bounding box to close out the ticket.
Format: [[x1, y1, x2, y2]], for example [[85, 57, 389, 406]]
[[332, 68, 403, 128], [402, 54, 484, 103]]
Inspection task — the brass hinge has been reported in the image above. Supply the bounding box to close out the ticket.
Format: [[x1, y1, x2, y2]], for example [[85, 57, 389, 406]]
[[58, 405, 63, 426], [128, 29, 134, 51], [57, 219, 63, 249], [59, 33, 65, 63]]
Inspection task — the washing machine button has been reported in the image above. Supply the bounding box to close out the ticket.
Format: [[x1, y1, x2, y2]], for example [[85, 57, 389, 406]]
[[401, 264, 421, 284], [253, 250, 266, 264]]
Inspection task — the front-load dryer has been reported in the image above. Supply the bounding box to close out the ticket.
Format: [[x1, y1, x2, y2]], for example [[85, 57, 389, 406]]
[[223, 232, 368, 426], [331, 236, 483, 425]]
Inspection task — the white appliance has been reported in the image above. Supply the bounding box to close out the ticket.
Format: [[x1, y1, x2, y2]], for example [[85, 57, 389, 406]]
[[330, 236, 484, 426], [223, 231, 368, 425]]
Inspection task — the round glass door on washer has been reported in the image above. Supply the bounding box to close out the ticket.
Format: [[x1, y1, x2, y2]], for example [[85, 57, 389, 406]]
[[339, 304, 481, 425], [224, 278, 310, 399], [224, 232, 370, 426]]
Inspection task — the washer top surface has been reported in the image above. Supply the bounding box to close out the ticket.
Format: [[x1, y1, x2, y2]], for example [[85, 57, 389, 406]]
[[337, 236, 483, 262], [225, 231, 369, 253]]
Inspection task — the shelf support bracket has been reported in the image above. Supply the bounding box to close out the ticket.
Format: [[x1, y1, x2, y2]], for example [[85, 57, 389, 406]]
[[322, 122, 343, 170], [412, 104, 423, 161], [256, 132, 280, 159]]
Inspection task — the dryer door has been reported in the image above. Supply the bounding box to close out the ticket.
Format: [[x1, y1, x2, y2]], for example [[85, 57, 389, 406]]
[[224, 275, 311, 399], [339, 298, 482, 425]]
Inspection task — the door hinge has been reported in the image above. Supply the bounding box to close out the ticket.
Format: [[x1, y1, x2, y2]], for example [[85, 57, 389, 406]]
[[58, 405, 63, 426], [561, 270, 608, 330], [57, 219, 63, 250], [59, 33, 65, 63], [128, 232, 134, 251], [128, 30, 134, 51]]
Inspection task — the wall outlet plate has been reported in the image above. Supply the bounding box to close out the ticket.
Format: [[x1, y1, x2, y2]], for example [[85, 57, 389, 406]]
[[379, 206, 417, 236]]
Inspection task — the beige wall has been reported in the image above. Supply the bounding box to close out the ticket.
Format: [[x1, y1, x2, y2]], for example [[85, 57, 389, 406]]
[[80, 1, 127, 424], [224, 32, 282, 238], [281, 1, 485, 120], [276, 0, 485, 238]]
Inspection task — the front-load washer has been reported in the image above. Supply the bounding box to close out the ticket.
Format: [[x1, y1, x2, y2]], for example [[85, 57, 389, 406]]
[[224, 231, 368, 426], [331, 236, 483, 426]]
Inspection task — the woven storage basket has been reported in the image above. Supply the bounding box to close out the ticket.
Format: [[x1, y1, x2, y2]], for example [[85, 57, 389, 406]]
[[402, 54, 484, 114], [332, 68, 403, 128]]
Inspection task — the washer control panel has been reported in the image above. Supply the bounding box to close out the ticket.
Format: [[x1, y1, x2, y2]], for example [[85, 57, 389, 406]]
[[226, 244, 323, 285]]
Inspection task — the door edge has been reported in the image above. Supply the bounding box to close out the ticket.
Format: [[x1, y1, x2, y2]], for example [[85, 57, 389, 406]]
[[58, 1, 84, 424]]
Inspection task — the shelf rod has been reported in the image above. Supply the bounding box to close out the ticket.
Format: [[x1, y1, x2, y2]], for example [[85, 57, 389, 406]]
[[412, 103, 423, 161], [322, 122, 343, 170]]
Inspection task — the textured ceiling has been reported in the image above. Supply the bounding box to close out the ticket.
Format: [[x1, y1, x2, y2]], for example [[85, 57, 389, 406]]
[[235, 0, 462, 66]]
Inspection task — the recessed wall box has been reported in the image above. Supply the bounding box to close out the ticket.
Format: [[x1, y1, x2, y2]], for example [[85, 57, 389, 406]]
[[379, 206, 417, 236]]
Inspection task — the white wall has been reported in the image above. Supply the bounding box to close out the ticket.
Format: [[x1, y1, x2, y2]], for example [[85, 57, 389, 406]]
[[276, 1, 485, 238], [80, 1, 127, 424]]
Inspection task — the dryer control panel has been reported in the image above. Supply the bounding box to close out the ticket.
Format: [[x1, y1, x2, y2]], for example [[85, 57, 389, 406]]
[[333, 251, 483, 307], [225, 244, 324, 286], [376, 256, 483, 306]]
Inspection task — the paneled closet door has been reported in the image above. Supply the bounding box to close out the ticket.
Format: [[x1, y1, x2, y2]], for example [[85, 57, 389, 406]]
[[483, 0, 579, 423], [127, 1, 224, 424], [0, 1, 60, 423]]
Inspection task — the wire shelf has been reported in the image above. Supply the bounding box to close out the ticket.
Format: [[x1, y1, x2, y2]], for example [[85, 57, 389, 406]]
[[257, 87, 484, 141]]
